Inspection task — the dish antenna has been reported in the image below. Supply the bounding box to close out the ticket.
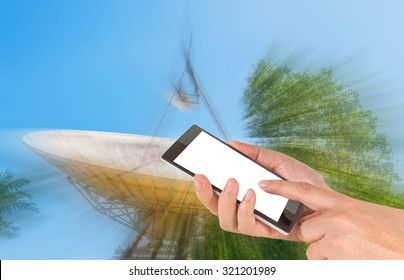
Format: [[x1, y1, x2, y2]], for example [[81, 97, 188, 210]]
[[23, 130, 210, 259], [23, 35, 230, 259]]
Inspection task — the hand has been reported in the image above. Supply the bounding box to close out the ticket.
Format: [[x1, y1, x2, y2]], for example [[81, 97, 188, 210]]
[[193, 140, 332, 241], [260, 180, 404, 259]]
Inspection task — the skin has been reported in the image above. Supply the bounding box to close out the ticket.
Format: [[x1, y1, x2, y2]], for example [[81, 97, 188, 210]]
[[193, 141, 404, 259]]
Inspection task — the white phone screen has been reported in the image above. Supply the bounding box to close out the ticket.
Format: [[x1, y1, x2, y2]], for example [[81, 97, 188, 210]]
[[174, 131, 288, 222]]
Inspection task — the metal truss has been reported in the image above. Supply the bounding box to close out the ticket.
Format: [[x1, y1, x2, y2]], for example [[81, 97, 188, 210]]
[[67, 176, 208, 259]]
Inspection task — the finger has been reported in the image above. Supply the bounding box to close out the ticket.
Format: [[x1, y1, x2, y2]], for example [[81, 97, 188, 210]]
[[194, 174, 219, 215], [217, 179, 239, 232], [300, 211, 322, 223], [236, 189, 257, 235], [298, 214, 327, 243], [235, 189, 291, 240], [306, 240, 328, 260], [259, 180, 341, 211]]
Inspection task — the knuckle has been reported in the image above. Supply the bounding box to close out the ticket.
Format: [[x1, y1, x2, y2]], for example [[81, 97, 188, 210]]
[[336, 209, 350, 220], [296, 182, 313, 195], [219, 220, 235, 233], [237, 224, 248, 234], [330, 211, 354, 229], [330, 212, 345, 224], [237, 224, 245, 234], [237, 224, 253, 236], [219, 220, 229, 231]]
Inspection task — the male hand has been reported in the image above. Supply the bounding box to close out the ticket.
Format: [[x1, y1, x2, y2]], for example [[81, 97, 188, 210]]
[[259, 180, 404, 259], [193, 140, 331, 241]]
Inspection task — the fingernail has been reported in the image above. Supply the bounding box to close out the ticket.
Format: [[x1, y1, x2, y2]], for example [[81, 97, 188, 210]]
[[244, 189, 254, 201], [194, 179, 202, 191], [258, 180, 270, 189], [224, 179, 235, 193]]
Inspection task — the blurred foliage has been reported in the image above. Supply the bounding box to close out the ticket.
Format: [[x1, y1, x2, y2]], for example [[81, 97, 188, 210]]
[[0, 169, 38, 239], [233, 59, 403, 260], [114, 214, 307, 260], [193, 215, 307, 260], [243, 60, 402, 207]]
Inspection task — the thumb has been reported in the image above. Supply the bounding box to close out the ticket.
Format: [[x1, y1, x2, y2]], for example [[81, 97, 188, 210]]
[[259, 180, 340, 211]]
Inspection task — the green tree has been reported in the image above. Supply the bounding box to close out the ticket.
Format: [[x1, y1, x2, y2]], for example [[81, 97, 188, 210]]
[[0, 169, 38, 239], [243, 60, 402, 207], [238, 59, 403, 260]]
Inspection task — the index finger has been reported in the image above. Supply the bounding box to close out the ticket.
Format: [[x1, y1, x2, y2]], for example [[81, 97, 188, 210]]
[[259, 180, 341, 211]]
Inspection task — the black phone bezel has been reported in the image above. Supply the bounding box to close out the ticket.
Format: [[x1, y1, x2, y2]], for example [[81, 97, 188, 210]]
[[161, 124, 303, 234]]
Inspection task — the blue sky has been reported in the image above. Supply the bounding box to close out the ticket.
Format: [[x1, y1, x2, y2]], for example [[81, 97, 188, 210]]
[[1, 0, 403, 259]]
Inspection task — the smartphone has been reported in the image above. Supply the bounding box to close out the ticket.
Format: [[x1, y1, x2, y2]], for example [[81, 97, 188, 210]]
[[161, 125, 303, 235]]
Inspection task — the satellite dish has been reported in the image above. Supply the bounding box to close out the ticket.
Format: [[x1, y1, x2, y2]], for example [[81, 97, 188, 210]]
[[21, 34, 230, 259], [23, 130, 209, 259], [23, 130, 205, 211]]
